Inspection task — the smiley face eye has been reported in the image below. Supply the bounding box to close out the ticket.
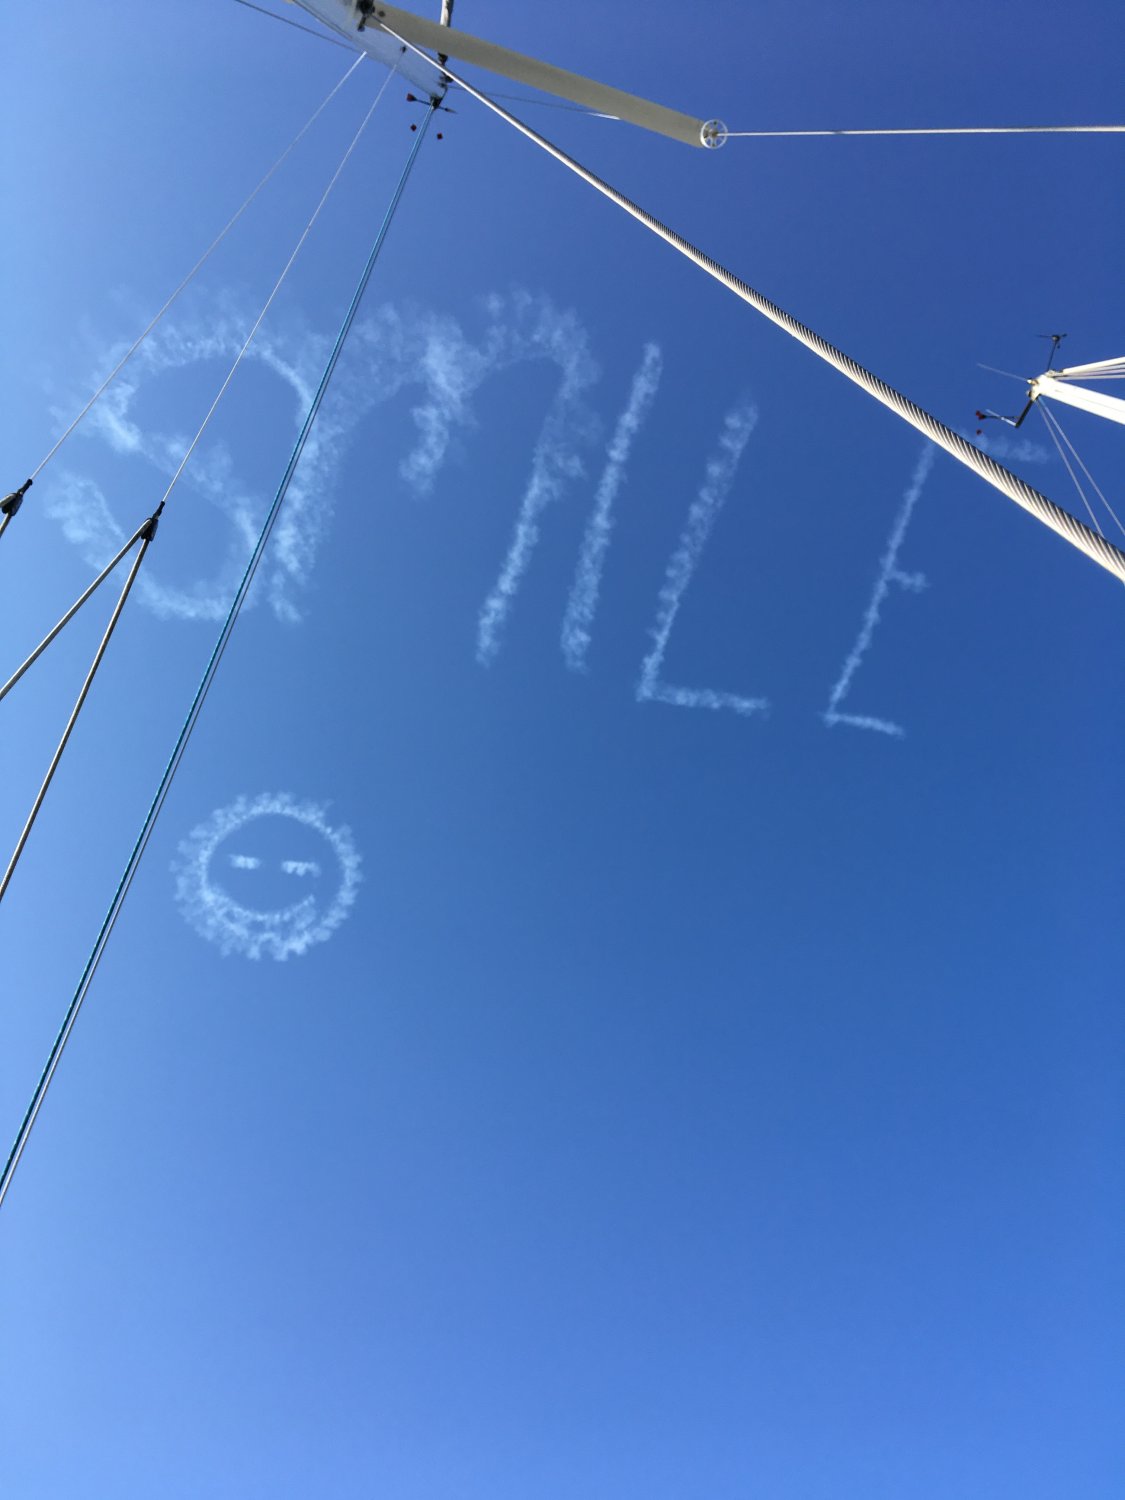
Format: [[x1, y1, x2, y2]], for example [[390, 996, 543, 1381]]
[[281, 860, 321, 878], [229, 854, 261, 870]]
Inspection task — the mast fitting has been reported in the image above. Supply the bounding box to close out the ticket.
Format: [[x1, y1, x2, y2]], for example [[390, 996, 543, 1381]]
[[1, 479, 32, 517], [138, 502, 165, 544]]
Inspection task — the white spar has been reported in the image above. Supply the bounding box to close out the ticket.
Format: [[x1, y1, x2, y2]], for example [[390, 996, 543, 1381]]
[[1031, 368, 1125, 428], [294, 1, 723, 147]]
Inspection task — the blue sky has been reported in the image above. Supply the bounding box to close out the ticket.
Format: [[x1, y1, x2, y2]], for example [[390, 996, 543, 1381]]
[[1, 2, 1122, 1495]]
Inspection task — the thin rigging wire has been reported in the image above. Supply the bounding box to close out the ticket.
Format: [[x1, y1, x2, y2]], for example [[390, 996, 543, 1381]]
[[0, 515, 160, 907], [977, 362, 1030, 384], [231, 0, 358, 50], [1039, 402, 1125, 539], [1038, 404, 1105, 536], [24, 51, 364, 486], [154, 70, 391, 512], [381, 22, 1125, 587], [0, 519, 155, 704], [720, 124, 1125, 138], [0, 104, 440, 1216]]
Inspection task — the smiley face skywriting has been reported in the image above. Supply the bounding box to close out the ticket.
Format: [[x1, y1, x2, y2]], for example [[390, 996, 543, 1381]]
[[173, 792, 361, 961]]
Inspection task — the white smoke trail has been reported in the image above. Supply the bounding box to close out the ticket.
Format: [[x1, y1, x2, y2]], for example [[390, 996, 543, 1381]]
[[561, 343, 663, 671], [823, 443, 935, 738], [472, 300, 600, 665], [346, 301, 500, 494], [965, 430, 1050, 466], [172, 792, 361, 962], [636, 400, 767, 718], [46, 468, 262, 624], [347, 291, 601, 503], [45, 290, 601, 630], [44, 309, 337, 623]]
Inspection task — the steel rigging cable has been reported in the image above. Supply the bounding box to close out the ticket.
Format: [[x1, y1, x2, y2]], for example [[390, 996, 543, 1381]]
[[0, 99, 439, 1214]]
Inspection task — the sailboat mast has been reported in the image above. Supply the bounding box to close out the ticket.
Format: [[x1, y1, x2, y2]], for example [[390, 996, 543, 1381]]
[[438, 0, 453, 70], [1031, 372, 1125, 428]]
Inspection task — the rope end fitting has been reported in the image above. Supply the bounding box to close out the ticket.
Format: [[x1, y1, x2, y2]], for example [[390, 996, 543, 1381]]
[[138, 501, 165, 544], [1, 479, 32, 518], [701, 120, 728, 150]]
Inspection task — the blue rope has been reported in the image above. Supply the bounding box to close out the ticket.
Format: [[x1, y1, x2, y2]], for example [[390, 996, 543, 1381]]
[[0, 102, 438, 1212]]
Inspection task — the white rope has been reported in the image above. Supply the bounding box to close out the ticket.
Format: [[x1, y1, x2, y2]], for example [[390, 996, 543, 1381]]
[[378, 22, 1125, 589], [28, 52, 365, 482], [1039, 403, 1125, 540], [156, 72, 390, 511], [720, 124, 1125, 139]]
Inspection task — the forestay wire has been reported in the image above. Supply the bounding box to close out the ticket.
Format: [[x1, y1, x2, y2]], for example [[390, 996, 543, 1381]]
[[381, 22, 1125, 587], [0, 99, 439, 1215]]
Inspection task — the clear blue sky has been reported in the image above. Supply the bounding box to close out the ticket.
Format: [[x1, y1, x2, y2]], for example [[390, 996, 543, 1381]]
[[1, 2, 1122, 1495]]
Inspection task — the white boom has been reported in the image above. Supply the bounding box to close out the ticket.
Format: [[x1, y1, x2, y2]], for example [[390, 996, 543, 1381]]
[[295, 1, 722, 146], [1032, 376, 1125, 427], [1031, 362, 1125, 428]]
